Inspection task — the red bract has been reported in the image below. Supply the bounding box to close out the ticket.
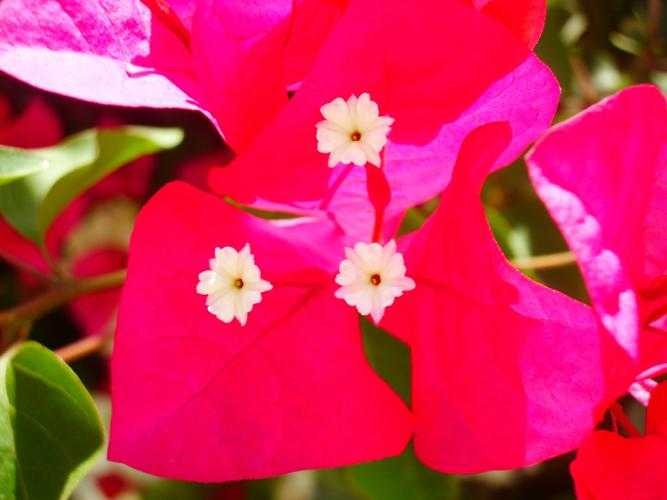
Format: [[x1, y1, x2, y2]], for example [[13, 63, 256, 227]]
[[209, 0, 558, 241], [0, 94, 62, 148], [110, 124, 619, 480], [570, 382, 667, 500], [467, 0, 546, 48], [527, 85, 667, 363], [0, 0, 345, 150]]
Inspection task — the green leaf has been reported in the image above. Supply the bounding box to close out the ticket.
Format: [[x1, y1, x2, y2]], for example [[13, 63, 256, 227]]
[[0, 126, 183, 244], [0, 342, 105, 500], [0, 149, 60, 187], [0, 132, 100, 187], [357, 329, 458, 500], [346, 447, 460, 500], [361, 319, 411, 406]]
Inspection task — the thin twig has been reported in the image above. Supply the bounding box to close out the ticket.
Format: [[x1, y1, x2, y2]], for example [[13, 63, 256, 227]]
[[610, 402, 642, 438], [56, 329, 113, 363], [512, 251, 576, 271], [0, 269, 126, 328], [569, 55, 600, 105], [646, 0, 663, 72], [648, 0, 662, 48]]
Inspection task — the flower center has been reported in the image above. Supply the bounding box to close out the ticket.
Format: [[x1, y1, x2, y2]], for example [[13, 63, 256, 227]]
[[197, 244, 273, 326], [316, 93, 394, 168], [334, 240, 415, 323]]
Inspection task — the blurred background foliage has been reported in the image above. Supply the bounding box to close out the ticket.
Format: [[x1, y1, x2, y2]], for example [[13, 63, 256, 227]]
[[0, 0, 665, 498]]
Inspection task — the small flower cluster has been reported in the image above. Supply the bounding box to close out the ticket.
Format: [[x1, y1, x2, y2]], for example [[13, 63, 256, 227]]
[[197, 94, 413, 326]]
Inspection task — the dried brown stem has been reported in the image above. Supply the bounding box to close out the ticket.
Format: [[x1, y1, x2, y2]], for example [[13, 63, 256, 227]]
[[56, 329, 113, 363], [512, 251, 576, 271]]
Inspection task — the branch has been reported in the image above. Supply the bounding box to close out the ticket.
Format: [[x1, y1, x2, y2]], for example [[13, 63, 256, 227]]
[[512, 251, 576, 271], [569, 55, 600, 105], [610, 402, 642, 438], [0, 269, 126, 328], [56, 329, 113, 363]]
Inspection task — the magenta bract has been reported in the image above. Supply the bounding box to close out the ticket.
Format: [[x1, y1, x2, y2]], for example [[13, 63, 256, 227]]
[[110, 124, 624, 480], [109, 181, 412, 481], [0, 0, 345, 150], [208, 0, 558, 241], [527, 85, 667, 362]]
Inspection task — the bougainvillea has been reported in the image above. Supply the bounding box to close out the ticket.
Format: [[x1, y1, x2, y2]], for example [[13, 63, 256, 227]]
[[209, 0, 558, 241], [109, 122, 628, 481], [527, 84, 667, 499], [528, 85, 667, 361], [0, 0, 665, 498], [0, 0, 346, 150], [109, 180, 413, 481]]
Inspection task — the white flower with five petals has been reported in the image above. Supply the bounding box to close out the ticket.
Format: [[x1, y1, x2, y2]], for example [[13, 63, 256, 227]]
[[196, 244, 272, 326], [334, 240, 415, 323], [316, 92, 394, 168]]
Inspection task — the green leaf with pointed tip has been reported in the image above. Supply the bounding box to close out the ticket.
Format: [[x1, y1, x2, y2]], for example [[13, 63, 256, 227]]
[[0, 342, 105, 500], [0, 126, 183, 244]]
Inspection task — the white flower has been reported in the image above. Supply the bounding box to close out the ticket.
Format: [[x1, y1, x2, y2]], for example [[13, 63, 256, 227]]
[[196, 244, 272, 326], [334, 240, 415, 323], [316, 92, 394, 168]]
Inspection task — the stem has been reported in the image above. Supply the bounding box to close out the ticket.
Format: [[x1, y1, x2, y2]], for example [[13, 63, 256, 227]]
[[610, 402, 642, 438], [40, 244, 69, 280], [569, 55, 599, 105], [371, 209, 384, 243], [0, 269, 126, 328], [56, 330, 113, 363], [512, 251, 576, 271], [648, 0, 662, 58], [1, 255, 54, 284]]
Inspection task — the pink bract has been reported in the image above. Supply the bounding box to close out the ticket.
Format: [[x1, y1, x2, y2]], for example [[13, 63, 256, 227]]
[[209, 0, 558, 241], [0, 0, 345, 150], [109, 181, 412, 481], [381, 124, 618, 472], [110, 124, 623, 480], [527, 85, 667, 360]]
